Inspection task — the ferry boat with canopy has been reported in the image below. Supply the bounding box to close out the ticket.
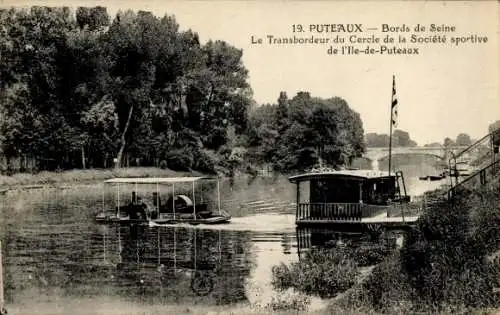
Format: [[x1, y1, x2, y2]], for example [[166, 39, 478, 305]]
[[289, 168, 419, 227], [95, 177, 231, 225]]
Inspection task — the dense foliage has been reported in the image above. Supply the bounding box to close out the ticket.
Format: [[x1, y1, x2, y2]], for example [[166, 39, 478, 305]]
[[0, 7, 368, 175], [365, 130, 418, 148], [246, 91, 366, 172], [360, 184, 500, 313], [272, 248, 359, 298], [0, 7, 252, 173], [489, 120, 500, 147]]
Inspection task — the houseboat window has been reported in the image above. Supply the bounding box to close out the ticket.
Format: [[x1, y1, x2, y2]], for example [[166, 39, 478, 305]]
[[297, 180, 310, 204], [310, 178, 360, 203], [364, 178, 396, 205]]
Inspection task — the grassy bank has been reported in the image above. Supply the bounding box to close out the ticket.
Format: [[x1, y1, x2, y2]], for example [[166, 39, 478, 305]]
[[0, 167, 207, 188]]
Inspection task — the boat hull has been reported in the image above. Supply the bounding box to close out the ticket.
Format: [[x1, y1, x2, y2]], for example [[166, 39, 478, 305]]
[[95, 212, 231, 225]]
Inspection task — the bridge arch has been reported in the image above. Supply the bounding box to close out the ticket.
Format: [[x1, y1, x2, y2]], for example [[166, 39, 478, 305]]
[[358, 146, 467, 170], [377, 152, 445, 161]]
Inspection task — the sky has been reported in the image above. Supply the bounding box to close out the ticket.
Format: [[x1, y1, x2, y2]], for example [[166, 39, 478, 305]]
[[1, 0, 499, 145]]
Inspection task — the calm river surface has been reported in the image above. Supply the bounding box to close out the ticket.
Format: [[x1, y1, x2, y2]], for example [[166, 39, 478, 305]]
[[0, 171, 446, 314]]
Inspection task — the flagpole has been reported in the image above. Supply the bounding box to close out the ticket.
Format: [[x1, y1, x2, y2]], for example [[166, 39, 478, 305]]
[[388, 75, 395, 176]]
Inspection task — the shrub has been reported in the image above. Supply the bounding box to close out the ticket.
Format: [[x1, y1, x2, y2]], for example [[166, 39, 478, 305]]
[[193, 150, 218, 174], [361, 252, 414, 311], [398, 184, 500, 311], [158, 160, 168, 169], [351, 245, 389, 267], [266, 289, 311, 312], [272, 248, 359, 298], [165, 149, 194, 171]]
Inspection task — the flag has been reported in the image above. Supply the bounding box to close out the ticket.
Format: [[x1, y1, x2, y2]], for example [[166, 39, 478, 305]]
[[391, 75, 398, 128]]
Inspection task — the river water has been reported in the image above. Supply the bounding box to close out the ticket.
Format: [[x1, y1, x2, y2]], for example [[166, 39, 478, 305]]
[[0, 170, 446, 314]]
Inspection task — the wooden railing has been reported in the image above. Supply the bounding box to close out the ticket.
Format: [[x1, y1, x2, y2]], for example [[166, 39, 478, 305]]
[[297, 203, 363, 221], [448, 159, 500, 200]]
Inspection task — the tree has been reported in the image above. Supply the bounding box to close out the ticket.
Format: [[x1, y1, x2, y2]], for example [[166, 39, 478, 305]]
[[76, 6, 109, 31], [444, 137, 455, 147], [455, 133, 472, 146], [392, 129, 417, 147], [0, 7, 253, 172], [488, 120, 500, 147], [275, 91, 289, 133], [365, 133, 390, 148], [365, 130, 417, 148], [270, 93, 365, 171]]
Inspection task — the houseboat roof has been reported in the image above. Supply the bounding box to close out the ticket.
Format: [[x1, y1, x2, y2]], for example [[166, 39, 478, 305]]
[[289, 170, 394, 183], [104, 177, 214, 184]]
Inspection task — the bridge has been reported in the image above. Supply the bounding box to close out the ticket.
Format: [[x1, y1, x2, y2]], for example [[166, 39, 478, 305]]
[[364, 146, 469, 162], [362, 146, 471, 170]]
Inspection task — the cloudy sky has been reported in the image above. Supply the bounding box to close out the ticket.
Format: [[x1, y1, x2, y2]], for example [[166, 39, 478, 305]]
[[2, 0, 499, 145]]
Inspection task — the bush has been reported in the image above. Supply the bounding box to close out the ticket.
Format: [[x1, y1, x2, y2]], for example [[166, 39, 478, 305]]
[[165, 149, 194, 171], [266, 289, 311, 312], [272, 248, 359, 298], [159, 160, 168, 169], [361, 253, 414, 311], [398, 185, 500, 311], [193, 150, 218, 174], [351, 245, 389, 267]]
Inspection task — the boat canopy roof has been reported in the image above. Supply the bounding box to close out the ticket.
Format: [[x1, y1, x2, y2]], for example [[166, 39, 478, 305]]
[[289, 169, 395, 183], [104, 176, 216, 184]]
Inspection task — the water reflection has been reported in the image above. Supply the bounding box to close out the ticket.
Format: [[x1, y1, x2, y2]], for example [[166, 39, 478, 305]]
[[296, 227, 403, 260], [103, 225, 254, 305]]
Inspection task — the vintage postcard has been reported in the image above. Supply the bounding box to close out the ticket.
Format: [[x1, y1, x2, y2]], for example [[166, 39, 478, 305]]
[[0, 1, 498, 315]]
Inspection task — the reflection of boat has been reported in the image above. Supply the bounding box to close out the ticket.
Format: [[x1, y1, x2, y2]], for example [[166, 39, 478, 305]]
[[289, 169, 418, 227], [98, 225, 252, 305], [116, 225, 222, 297], [95, 177, 231, 225]]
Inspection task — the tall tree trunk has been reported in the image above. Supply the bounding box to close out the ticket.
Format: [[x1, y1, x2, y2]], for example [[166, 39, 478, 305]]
[[81, 145, 86, 169], [116, 105, 134, 168]]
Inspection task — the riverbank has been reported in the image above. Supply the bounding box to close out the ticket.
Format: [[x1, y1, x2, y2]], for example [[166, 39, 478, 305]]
[[269, 173, 500, 314], [0, 167, 208, 190]]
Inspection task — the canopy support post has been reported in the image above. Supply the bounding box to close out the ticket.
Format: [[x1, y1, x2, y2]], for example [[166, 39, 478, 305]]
[[156, 183, 160, 213], [192, 181, 196, 219], [174, 227, 177, 270], [103, 227, 107, 263], [172, 184, 176, 220], [102, 182, 105, 215], [217, 179, 221, 215], [194, 228, 197, 270], [116, 184, 120, 218], [118, 227, 122, 263], [218, 229, 222, 262]]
